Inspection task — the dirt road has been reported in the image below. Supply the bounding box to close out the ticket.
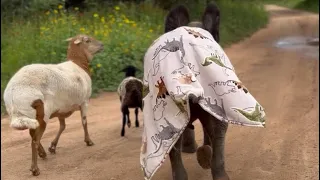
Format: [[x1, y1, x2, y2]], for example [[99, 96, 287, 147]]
[[1, 5, 319, 180]]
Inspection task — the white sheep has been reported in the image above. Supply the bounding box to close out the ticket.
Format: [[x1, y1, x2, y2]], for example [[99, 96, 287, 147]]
[[3, 34, 104, 176], [117, 65, 143, 136]]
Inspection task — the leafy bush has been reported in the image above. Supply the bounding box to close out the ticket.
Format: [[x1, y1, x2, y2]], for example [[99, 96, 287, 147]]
[[1, 0, 268, 115]]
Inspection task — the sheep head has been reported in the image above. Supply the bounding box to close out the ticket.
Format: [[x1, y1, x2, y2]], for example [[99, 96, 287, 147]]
[[119, 65, 141, 77], [66, 34, 104, 62]]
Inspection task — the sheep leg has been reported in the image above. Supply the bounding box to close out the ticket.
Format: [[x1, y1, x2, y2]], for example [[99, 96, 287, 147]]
[[121, 105, 129, 136], [135, 108, 140, 127], [29, 99, 47, 176], [127, 108, 131, 128], [29, 123, 46, 176], [169, 137, 188, 180], [48, 117, 66, 154], [37, 141, 47, 159], [80, 103, 94, 146]]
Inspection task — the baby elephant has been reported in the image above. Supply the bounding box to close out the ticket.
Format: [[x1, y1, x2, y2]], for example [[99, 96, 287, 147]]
[[163, 2, 228, 180]]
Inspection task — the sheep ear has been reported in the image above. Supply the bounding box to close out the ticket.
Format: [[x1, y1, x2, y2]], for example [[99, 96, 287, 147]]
[[74, 38, 82, 44], [164, 5, 190, 33], [65, 37, 73, 42], [83, 36, 89, 42], [202, 1, 220, 42], [119, 67, 126, 73]]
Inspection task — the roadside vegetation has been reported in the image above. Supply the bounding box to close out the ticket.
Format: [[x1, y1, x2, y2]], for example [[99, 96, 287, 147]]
[[1, 0, 269, 114]]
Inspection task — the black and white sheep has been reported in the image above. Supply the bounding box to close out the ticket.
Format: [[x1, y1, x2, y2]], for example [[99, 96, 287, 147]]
[[3, 34, 104, 176], [117, 65, 143, 136]]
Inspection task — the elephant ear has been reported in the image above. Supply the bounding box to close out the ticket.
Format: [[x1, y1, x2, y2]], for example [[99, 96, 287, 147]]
[[202, 1, 220, 42], [164, 5, 190, 33]]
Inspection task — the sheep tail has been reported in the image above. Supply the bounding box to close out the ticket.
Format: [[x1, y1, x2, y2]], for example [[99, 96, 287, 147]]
[[10, 115, 39, 130]]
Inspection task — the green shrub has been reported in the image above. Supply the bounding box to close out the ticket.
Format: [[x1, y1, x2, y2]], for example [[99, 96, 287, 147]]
[[1, 0, 268, 115]]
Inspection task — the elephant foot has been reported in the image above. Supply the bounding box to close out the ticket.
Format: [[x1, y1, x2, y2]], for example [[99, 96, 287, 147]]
[[213, 172, 230, 180], [172, 167, 188, 180], [196, 145, 212, 169], [181, 126, 198, 153]]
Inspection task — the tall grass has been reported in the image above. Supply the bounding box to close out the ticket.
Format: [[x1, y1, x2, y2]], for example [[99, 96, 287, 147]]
[[1, 0, 269, 115]]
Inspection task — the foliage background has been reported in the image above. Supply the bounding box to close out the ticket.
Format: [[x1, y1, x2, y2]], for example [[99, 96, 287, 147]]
[[6, 0, 313, 114]]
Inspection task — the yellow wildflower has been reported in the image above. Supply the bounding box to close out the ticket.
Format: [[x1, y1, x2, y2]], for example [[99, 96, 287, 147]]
[[114, 6, 120, 11], [101, 17, 105, 23], [124, 18, 130, 24], [94, 30, 99, 35], [80, 27, 85, 32], [54, 10, 58, 14], [149, 29, 153, 33], [96, 63, 102, 68], [93, 13, 99, 18], [45, 11, 50, 15], [132, 23, 137, 28], [58, 5, 63, 9]]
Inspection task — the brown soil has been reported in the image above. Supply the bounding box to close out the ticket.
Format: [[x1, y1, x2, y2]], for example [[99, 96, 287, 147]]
[[1, 5, 319, 180]]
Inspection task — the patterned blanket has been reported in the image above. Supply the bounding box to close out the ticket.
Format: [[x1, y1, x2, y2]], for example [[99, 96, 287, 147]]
[[140, 26, 266, 180]]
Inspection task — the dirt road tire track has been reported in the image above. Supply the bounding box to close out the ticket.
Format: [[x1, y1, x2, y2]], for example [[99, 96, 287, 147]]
[[1, 5, 319, 180]]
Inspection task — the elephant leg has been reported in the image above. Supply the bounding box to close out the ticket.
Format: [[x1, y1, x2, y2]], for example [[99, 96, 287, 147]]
[[198, 111, 229, 180], [210, 119, 229, 180], [181, 124, 198, 153], [196, 111, 214, 170], [169, 136, 188, 180]]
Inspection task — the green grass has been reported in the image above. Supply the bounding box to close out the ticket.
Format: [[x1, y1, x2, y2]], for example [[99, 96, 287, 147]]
[[1, 0, 269, 115]]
